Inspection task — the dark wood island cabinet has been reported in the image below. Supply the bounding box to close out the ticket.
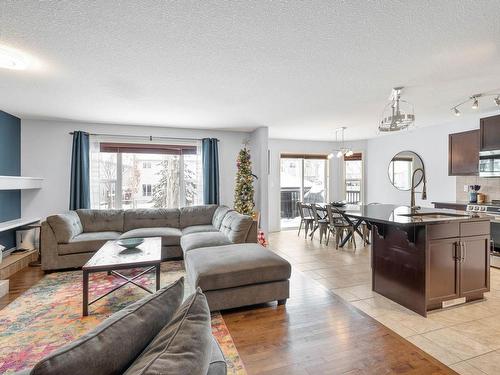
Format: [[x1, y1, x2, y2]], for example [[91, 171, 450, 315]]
[[344, 205, 490, 316]]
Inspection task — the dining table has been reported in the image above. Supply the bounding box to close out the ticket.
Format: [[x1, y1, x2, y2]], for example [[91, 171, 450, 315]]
[[314, 203, 370, 247]]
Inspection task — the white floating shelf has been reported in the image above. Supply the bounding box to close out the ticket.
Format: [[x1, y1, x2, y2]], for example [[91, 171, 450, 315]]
[[0, 217, 41, 233], [0, 176, 43, 190]]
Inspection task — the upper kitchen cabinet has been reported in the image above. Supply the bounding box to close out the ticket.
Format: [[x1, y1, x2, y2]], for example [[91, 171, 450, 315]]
[[480, 114, 500, 151], [448, 129, 479, 176]]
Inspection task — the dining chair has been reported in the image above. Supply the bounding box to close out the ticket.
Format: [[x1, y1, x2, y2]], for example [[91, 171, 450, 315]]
[[328, 206, 356, 249], [310, 204, 329, 244], [297, 202, 314, 238]]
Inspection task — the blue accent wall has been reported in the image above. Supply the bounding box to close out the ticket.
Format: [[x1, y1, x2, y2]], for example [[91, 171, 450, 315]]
[[0, 110, 21, 249]]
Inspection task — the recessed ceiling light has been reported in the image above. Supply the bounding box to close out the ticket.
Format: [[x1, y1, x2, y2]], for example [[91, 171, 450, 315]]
[[0, 45, 29, 70], [453, 107, 461, 116], [495, 96, 500, 106]]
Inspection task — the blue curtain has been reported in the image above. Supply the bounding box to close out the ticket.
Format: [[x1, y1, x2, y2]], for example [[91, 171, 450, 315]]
[[202, 138, 220, 205], [69, 131, 90, 210]]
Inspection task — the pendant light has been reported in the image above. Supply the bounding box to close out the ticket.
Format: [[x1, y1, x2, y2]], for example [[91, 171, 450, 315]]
[[328, 127, 353, 159]]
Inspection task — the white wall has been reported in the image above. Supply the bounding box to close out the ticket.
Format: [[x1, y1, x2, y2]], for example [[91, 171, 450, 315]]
[[268, 138, 367, 232], [21, 119, 250, 219], [365, 115, 492, 206], [248, 127, 269, 233]]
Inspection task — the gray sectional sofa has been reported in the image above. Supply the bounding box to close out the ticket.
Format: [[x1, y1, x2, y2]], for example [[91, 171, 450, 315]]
[[42, 205, 257, 271], [42, 204, 291, 312]]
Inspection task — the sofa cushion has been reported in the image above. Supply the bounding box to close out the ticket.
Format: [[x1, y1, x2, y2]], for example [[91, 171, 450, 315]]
[[124, 288, 212, 375], [120, 227, 182, 246], [219, 211, 253, 243], [181, 232, 232, 253], [212, 206, 232, 230], [179, 205, 218, 228], [186, 244, 292, 292], [58, 231, 121, 255], [46, 211, 83, 243], [182, 225, 219, 236], [76, 209, 124, 233], [123, 208, 180, 232], [207, 336, 227, 375], [31, 278, 185, 375]]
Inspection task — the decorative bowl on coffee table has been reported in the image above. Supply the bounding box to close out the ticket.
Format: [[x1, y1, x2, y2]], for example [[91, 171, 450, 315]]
[[117, 238, 144, 249]]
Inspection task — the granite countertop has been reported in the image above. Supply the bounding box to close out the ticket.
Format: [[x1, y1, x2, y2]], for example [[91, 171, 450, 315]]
[[431, 201, 469, 206], [343, 204, 489, 225]]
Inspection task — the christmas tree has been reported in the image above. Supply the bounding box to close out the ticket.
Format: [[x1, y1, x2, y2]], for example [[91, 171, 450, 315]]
[[234, 147, 255, 215]]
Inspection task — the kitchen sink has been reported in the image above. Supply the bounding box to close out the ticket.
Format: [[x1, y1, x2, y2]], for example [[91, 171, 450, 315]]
[[398, 212, 470, 219]]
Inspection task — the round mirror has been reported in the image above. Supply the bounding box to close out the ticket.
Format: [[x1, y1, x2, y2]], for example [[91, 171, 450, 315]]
[[388, 151, 424, 191]]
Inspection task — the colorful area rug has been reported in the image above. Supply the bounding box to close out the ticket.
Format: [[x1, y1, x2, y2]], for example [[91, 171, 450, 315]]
[[0, 261, 246, 374]]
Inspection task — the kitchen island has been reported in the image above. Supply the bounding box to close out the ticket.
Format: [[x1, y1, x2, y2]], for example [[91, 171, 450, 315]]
[[344, 204, 490, 316]]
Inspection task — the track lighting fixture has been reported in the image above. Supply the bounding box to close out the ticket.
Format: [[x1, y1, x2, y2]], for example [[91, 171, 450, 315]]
[[451, 91, 500, 116], [471, 97, 479, 110]]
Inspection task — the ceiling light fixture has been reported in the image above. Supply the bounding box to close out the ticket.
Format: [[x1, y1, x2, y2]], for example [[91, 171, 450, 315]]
[[0, 45, 29, 70], [451, 91, 500, 116], [471, 97, 479, 110], [330, 127, 353, 159], [378, 87, 415, 133]]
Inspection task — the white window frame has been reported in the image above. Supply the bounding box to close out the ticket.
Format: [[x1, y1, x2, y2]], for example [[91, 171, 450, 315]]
[[89, 136, 202, 209], [342, 151, 364, 204]]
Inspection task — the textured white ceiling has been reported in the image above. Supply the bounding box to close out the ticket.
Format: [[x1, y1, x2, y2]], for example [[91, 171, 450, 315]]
[[1, 1, 500, 140]]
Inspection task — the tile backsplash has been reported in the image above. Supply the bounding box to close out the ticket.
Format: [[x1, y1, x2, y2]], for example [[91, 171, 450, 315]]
[[457, 176, 500, 202]]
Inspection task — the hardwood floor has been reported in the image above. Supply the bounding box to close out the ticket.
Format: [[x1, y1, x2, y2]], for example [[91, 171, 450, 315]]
[[1, 238, 456, 374], [0, 263, 44, 309], [222, 231, 457, 375]]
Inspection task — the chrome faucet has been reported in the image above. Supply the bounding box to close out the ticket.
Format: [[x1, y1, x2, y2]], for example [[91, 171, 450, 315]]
[[410, 167, 427, 210]]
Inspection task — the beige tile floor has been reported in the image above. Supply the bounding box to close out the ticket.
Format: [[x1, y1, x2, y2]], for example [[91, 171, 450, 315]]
[[268, 229, 500, 375]]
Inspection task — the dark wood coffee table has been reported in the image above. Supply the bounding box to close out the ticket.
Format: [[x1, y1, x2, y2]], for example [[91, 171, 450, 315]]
[[82, 237, 162, 316]]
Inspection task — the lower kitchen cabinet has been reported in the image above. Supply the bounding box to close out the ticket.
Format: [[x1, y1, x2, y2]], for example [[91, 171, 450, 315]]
[[460, 235, 490, 297], [428, 234, 489, 308], [428, 237, 460, 304]]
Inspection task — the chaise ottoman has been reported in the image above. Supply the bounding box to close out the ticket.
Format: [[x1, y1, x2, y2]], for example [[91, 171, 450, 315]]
[[185, 243, 291, 311]]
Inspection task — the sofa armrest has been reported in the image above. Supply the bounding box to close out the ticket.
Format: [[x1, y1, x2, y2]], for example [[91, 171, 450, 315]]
[[41, 221, 60, 271], [245, 220, 257, 243], [207, 336, 227, 375]]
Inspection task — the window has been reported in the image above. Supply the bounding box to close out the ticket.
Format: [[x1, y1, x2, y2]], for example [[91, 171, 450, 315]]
[[344, 153, 363, 204], [389, 157, 412, 190], [142, 184, 152, 197], [90, 140, 203, 209]]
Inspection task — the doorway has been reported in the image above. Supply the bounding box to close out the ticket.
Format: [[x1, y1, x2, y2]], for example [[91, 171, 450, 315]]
[[279, 154, 329, 229]]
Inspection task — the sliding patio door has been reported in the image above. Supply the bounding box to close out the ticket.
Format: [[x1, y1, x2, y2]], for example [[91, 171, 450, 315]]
[[280, 154, 328, 229]]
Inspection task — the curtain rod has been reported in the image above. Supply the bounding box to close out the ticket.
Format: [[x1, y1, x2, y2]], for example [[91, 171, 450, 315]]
[[68, 131, 219, 142]]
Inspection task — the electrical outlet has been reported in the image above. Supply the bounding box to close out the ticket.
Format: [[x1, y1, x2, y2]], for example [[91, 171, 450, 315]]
[[464, 185, 469, 192]]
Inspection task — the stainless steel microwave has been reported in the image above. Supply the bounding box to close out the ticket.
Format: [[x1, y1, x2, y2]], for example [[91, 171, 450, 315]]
[[479, 150, 500, 177]]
